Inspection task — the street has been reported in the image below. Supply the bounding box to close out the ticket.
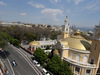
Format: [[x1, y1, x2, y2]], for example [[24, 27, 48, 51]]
[[5, 45, 41, 75]]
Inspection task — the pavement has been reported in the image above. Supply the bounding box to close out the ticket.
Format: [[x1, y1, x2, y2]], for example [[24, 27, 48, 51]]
[[5, 44, 42, 75]]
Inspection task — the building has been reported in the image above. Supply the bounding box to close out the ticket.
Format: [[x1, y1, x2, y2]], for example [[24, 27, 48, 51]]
[[53, 16, 100, 75], [21, 39, 56, 53]]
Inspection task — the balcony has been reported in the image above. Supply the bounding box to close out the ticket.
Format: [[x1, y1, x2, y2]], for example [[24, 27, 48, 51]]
[[63, 57, 97, 68]]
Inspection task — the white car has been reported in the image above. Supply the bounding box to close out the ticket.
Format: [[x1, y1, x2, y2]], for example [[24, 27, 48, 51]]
[[36, 63, 40, 67], [33, 60, 40, 67], [12, 60, 17, 67], [42, 68, 50, 75]]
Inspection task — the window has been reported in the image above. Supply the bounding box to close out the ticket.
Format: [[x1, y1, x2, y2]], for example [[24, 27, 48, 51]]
[[44, 45, 46, 48], [86, 69, 91, 74], [83, 56, 88, 63], [76, 54, 80, 61], [75, 67, 80, 73], [70, 52, 73, 59], [90, 59, 95, 64], [94, 44, 97, 50], [41, 46, 43, 48]]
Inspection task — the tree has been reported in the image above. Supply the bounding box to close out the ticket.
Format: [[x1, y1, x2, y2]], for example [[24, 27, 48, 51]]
[[47, 55, 62, 74], [9, 37, 20, 47], [0, 38, 7, 49], [50, 30, 62, 40], [27, 33, 37, 41], [58, 63, 73, 75], [34, 48, 48, 65], [0, 32, 10, 41], [47, 55, 73, 75], [0, 32, 10, 49]]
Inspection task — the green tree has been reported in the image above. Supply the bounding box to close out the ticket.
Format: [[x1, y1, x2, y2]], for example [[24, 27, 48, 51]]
[[34, 48, 48, 65], [59, 63, 73, 75], [47, 55, 62, 74], [9, 37, 20, 47], [0, 32, 10, 41], [0, 32, 10, 49], [0, 38, 7, 49], [50, 31, 58, 40], [47, 55, 73, 75], [50, 30, 62, 40], [27, 33, 37, 41]]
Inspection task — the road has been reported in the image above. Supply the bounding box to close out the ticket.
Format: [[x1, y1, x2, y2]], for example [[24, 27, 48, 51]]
[[5, 45, 41, 75]]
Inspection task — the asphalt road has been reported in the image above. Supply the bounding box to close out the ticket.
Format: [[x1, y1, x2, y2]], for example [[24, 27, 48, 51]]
[[6, 45, 39, 75]]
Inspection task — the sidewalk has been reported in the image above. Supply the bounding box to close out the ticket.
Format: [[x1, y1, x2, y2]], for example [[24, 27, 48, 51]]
[[0, 58, 7, 75], [19, 47, 33, 59], [0, 69, 3, 75]]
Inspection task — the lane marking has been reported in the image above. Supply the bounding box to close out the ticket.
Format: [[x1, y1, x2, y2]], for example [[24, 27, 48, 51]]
[[3, 50, 15, 75], [16, 69, 20, 75]]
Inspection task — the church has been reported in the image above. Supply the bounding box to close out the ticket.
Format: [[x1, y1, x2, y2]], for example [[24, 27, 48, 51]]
[[54, 16, 100, 75]]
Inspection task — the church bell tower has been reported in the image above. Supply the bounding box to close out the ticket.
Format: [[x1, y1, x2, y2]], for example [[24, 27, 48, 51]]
[[62, 16, 69, 39]]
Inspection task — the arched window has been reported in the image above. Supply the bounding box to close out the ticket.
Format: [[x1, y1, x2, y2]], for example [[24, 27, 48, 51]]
[[90, 59, 95, 64], [76, 54, 80, 61], [70, 52, 73, 59], [83, 56, 88, 63]]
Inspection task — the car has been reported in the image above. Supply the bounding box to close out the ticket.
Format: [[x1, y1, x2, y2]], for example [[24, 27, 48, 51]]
[[36, 63, 40, 67], [33, 60, 40, 67], [42, 68, 50, 75], [12, 60, 17, 67]]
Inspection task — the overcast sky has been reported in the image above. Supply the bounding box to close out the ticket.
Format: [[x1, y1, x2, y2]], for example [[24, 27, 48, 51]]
[[0, 0, 100, 27]]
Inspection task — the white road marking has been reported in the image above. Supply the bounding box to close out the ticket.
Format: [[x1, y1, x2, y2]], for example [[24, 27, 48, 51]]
[[16, 69, 20, 75], [3, 50, 15, 75]]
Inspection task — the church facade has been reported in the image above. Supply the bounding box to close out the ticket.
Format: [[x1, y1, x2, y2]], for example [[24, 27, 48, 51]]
[[54, 16, 100, 75]]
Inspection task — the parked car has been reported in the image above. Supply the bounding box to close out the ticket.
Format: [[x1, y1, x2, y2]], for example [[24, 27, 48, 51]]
[[33, 60, 40, 67], [42, 68, 50, 75], [36, 63, 40, 67], [12, 60, 17, 67]]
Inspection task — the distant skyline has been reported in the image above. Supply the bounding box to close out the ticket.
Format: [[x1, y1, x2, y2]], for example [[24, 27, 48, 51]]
[[0, 0, 100, 27]]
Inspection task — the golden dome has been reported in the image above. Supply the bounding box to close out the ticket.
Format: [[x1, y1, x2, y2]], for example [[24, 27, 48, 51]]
[[29, 40, 40, 46], [61, 35, 91, 50], [74, 31, 80, 35], [65, 16, 68, 22], [61, 40, 68, 46]]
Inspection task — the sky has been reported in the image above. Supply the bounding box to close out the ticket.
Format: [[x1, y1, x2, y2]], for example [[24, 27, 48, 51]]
[[0, 0, 100, 27]]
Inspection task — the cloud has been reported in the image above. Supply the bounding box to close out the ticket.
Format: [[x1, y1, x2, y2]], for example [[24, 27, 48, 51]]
[[74, 0, 83, 5], [85, 0, 100, 11], [66, 9, 70, 12], [28, 1, 45, 8], [41, 8, 63, 21], [20, 13, 27, 16], [49, 0, 60, 3], [0, 1, 6, 6]]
